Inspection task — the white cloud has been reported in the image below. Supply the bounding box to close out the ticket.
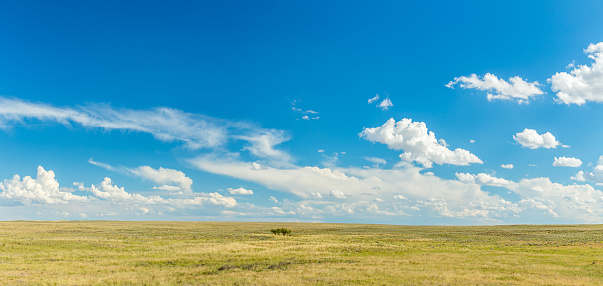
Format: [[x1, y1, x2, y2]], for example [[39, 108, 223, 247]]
[[501, 164, 514, 169], [173, 156, 603, 222], [572, 156, 603, 184], [513, 128, 560, 149], [571, 171, 586, 182], [470, 140, 476, 143], [89, 177, 162, 203], [455, 173, 512, 187], [0, 166, 90, 204], [368, 94, 380, 104], [88, 160, 194, 195], [0, 97, 292, 164], [171, 192, 237, 208], [330, 190, 346, 199], [269, 196, 278, 203], [152, 185, 182, 192], [364, 157, 386, 167], [130, 166, 193, 194], [188, 157, 515, 220], [552, 157, 582, 167], [549, 42, 603, 105], [317, 149, 325, 153], [359, 118, 482, 168], [227, 187, 254, 195], [453, 171, 603, 222], [446, 73, 543, 103], [291, 101, 319, 120], [0, 166, 240, 217], [378, 98, 393, 110], [507, 177, 603, 222], [238, 130, 292, 166], [88, 177, 237, 207], [88, 158, 116, 171]]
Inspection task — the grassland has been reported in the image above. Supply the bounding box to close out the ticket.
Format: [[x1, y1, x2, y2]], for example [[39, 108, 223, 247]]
[[0, 221, 602, 285]]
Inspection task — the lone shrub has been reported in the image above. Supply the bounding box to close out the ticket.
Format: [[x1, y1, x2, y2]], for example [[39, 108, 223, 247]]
[[270, 228, 292, 236]]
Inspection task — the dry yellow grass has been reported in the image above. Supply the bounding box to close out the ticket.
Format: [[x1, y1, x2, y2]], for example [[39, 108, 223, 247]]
[[0, 221, 602, 285]]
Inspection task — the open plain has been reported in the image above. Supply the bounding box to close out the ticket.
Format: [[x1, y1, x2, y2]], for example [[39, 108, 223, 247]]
[[0, 221, 602, 285]]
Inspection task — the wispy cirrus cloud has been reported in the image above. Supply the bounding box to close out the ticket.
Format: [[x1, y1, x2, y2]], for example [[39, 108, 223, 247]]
[[0, 97, 292, 164]]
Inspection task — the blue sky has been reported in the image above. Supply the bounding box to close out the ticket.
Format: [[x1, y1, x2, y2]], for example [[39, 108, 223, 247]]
[[2, 1, 603, 224]]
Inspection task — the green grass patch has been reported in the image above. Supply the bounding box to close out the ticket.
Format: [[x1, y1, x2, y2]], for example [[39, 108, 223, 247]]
[[0, 221, 602, 285]]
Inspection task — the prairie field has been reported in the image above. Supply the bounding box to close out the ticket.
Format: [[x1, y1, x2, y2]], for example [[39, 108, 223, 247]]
[[0, 221, 602, 285]]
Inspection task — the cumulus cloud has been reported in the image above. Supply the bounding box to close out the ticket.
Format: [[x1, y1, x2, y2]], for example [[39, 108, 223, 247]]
[[571, 171, 586, 182], [330, 190, 346, 199], [0, 166, 90, 204], [291, 101, 319, 120], [513, 128, 560, 149], [552, 157, 582, 167], [378, 98, 393, 110], [0, 97, 291, 164], [454, 171, 603, 222], [188, 157, 516, 221], [227, 187, 254, 195], [549, 42, 603, 105], [446, 73, 543, 103], [455, 173, 512, 187], [359, 118, 482, 168], [368, 94, 380, 104], [501, 164, 514, 169], [184, 156, 603, 222], [88, 159, 194, 195], [88, 177, 236, 207], [0, 166, 238, 219], [572, 156, 603, 184], [89, 177, 162, 203], [152, 185, 182, 192], [507, 177, 603, 222], [130, 166, 193, 194]]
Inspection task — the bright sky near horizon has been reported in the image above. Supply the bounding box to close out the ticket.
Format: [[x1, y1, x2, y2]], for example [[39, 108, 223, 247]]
[[2, 1, 603, 224]]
